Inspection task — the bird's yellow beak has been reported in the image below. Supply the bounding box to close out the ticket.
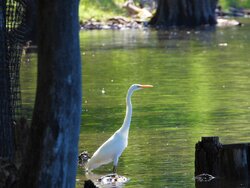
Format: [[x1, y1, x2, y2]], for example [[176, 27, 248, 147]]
[[140, 84, 153, 88]]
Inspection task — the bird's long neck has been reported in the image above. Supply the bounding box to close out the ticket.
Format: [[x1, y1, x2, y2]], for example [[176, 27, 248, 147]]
[[119, 90, 133, 136]]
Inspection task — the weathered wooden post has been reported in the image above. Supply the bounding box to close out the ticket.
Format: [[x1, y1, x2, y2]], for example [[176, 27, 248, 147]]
[[195, 137, 222, 177], [195, 137, 250, 183], [220, 143, 249, 179]]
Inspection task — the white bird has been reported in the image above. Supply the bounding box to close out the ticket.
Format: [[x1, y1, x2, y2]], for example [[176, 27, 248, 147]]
[[85, 84, 153, 173]]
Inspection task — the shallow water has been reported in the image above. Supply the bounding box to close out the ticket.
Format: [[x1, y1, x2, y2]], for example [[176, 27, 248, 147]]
[[21, 19, 250, 187]]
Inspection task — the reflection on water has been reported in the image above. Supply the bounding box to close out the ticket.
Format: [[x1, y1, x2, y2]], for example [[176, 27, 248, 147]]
[[196, 178, 249, 188], [21, 19, 250, 187], [85, 173, 129, 188]]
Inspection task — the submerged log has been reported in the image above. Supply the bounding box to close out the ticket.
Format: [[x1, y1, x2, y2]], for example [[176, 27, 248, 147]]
[[195, 137, 250, 180]]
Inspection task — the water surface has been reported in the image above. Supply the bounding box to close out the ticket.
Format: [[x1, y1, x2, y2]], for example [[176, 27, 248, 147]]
[[21, 19, 250, 188]]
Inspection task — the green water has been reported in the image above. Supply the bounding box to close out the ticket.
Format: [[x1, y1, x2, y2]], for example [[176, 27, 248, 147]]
[[21, 19, 250, 187]]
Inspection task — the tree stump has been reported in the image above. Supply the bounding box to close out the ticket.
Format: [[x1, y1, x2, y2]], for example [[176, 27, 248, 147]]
[[195, 137, 250, 180], [149, 0, 218, 27]]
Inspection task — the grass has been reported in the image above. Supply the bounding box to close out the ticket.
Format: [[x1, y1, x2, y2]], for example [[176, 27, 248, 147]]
[[78, 0, 250, 22], [79, 0, 127, 22]]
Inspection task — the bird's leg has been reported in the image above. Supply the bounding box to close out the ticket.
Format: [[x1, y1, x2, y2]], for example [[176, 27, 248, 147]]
[[113, 165, 117, 173], [113, 156, 119, 174]]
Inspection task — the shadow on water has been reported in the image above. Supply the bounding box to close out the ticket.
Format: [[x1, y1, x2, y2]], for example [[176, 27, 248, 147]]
[[155, 26, 216, 40], [154, 26, 220, 53], [195, 178, 249, 188]]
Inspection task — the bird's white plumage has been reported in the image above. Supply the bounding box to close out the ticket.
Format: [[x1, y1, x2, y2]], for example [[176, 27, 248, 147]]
[[85, 84, 153, 172], [86, 132, 126, 171]]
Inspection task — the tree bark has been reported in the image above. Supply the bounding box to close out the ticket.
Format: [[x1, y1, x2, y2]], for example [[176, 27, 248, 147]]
[[19, 0, 82, 187], [25, 0, 38, 44], [149, 0, 218, 27]]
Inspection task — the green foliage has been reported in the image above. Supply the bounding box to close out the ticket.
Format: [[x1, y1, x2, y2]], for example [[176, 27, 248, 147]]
[[79, 0, 126, 21], [220, 0, 250, 9], [79, 0, 250, 21]]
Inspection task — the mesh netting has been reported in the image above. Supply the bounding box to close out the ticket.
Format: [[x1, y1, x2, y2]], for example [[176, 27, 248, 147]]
[[0, 0, 26, 158], [6, 0, 26, 119]]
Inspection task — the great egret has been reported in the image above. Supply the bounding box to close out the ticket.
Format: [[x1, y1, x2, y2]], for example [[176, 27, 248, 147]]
[[85, 84, 153, 173]]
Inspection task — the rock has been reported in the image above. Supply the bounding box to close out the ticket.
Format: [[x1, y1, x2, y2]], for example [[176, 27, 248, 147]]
[[78, 151, 90, 167], [80, 17, 145, 30], [229, 7, 244, 17], [123, 1, 153, 21], [217, 18, 242, 27], [244, 9, 250, 16], [216, 5, 250, 17], [107, 16, 130, 25]]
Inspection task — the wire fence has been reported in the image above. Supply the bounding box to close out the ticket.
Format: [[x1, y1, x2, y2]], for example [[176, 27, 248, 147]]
[[0, 0, 26, 159]]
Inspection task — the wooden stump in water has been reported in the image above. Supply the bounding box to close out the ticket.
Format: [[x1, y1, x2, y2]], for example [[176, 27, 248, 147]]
[[195, 137, 250, 180], [195, 137, 222, 177]]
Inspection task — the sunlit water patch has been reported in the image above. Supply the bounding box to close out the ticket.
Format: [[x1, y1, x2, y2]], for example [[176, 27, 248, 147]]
[[21, 19, 250, 188]]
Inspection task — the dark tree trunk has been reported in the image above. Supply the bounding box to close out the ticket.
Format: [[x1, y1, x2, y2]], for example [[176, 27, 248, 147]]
[[25, 0, 38, 44], [19, 0, 81, 187], [149, 0, 218, 27]]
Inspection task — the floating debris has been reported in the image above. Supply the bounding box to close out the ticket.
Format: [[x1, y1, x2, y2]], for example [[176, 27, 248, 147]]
[[195, 173, 215, 182], [218, 43, 228, 47], [98, 173, 129, 186], [78, 151, 90, 166], [101, 88, 106, 94]]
